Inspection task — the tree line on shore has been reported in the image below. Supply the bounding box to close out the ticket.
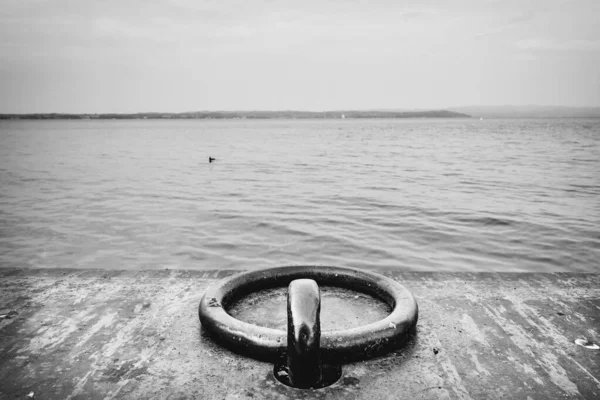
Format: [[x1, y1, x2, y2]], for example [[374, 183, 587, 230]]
[[0, 110, 471, 120]]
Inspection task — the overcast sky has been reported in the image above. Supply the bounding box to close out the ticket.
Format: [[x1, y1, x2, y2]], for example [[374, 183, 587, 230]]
[[1, 0, 599, 113]]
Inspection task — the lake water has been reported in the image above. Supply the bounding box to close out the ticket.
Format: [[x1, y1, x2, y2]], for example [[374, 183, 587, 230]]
[[0, 119, 599, 273]]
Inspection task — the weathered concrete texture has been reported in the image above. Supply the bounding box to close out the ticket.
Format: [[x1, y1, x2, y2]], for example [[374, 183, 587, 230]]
[[0, 269, 599, 399]]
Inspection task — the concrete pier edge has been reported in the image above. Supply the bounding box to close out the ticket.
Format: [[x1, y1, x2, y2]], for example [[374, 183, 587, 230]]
[[1, 268, 599, 399]]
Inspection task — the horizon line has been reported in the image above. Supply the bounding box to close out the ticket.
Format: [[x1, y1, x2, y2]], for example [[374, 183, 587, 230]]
[[2, 105, 600, 115]]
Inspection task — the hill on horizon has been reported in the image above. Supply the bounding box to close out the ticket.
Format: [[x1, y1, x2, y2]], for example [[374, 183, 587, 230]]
[[448, 105, 600, 118]]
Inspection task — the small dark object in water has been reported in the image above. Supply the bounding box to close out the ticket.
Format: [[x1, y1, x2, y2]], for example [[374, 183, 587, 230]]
[[209, 157, 216, 163], [433, 347, 440, 355]]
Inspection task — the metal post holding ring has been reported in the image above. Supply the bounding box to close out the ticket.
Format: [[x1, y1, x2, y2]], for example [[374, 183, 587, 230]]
[[287, 279, 322, 388]]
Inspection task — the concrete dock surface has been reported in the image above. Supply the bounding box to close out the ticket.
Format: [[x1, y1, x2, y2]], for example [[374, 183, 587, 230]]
[[0, 268, 599, 399]]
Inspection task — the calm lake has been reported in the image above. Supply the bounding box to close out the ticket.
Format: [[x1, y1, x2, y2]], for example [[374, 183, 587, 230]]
[[1, 119, 599, 272]]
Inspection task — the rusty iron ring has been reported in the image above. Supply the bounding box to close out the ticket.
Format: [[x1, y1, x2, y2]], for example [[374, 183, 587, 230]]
[[198, 265, 418, 362]]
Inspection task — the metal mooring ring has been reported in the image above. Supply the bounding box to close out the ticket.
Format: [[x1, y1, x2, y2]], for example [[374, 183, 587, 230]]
[[198, 265, 418, 362]]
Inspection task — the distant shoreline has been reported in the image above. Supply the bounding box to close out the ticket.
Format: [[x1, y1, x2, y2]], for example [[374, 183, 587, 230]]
[[0, 110, 471, 120], [449, 106, 600, 119]]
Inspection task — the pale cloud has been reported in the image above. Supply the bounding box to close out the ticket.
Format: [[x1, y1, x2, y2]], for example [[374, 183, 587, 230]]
[[475, 10, 536, 38], [0, 0, 599, 112], [516, 38, 600, 51]]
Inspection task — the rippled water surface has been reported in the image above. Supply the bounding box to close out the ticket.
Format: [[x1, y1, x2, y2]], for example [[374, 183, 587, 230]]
[[1, 119, 599, 272]]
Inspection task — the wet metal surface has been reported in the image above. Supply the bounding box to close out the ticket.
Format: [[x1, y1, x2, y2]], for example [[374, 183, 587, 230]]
[[286, 279, 322, 388], [198, 266, 418, 363], [1, 268, 599, 399]]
